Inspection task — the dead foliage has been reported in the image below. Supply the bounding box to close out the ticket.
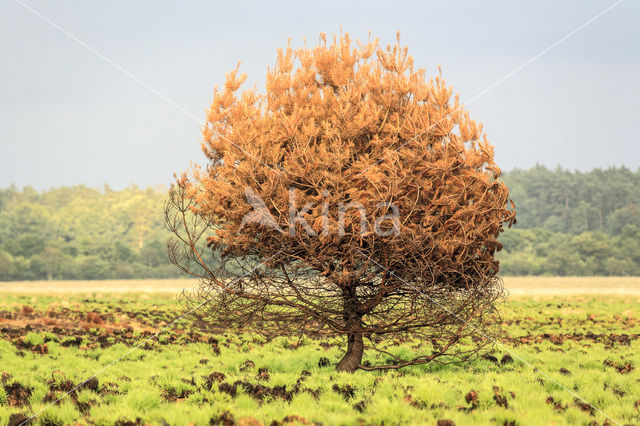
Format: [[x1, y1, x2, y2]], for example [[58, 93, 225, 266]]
[[317, 357, 330, 368], [239, 359, 255, 371], [481, 353, 499, 364], [203, 372, 227, 390], [508, 332, 636, 347], [270, 415, 315, 426], [459, 389, 478, 412], [3, 381, 32, 407], [500, 354, 513, 365], [167, 31, 515, 373], [8, 414, 32, 426], [115, 417, 144, 426], [492, 386, 508, 408], [85, 311, 104, 324], [546, 396, 567, 412], [332, 383, 355, 401], [44, 371, 100, 412], [219, 380, 296, 403], [353, 400, 367, 412], [573, 398, 595, 416], [603, 359, 634, 374], [257, 368, 270, 381], [161, 386, 193, 402], [210, 411, 235, 426]]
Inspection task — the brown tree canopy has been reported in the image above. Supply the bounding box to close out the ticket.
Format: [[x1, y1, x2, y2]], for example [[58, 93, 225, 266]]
[[166, 32, 516, 372]]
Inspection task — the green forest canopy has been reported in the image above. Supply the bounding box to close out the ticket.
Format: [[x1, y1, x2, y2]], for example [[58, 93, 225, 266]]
[[0, 185, 176, 281], [1, 165, 639, 280]]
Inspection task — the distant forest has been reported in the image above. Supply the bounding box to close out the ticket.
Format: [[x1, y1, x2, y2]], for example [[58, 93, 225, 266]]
[[498, 166, 640, 276], [0, 185, 176, 281], [1, 165, 639, 280]]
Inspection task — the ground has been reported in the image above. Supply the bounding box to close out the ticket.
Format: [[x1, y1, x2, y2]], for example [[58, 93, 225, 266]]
[[0, 279, 638, 425]]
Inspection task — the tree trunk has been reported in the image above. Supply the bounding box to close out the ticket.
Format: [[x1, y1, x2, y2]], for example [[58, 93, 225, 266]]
[[336, 330, 364, 372], [336, 285, 364, 372]]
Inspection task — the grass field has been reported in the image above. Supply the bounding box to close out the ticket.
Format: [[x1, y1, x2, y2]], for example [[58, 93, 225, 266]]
[[3, 276, 640, 295], [0, 279, 638, 425]]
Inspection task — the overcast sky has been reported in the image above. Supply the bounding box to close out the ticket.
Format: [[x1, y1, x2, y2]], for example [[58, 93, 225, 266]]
[[1, 0, 639, 190]]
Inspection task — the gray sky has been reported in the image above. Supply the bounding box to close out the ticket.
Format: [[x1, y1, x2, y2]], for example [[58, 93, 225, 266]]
[[1, 0, 639, 190]]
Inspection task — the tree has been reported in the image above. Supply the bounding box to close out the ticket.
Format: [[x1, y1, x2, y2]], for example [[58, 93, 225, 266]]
[[0, 250, 16, 281], [41, 247, 63, 281], [184, 33, 515, 371]]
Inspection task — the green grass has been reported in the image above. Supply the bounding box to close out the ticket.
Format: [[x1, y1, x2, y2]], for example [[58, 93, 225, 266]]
[[0, 293, 638, 425]]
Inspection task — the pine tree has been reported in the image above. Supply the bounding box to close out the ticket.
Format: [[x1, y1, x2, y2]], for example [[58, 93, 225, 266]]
[[166, 32, 516, 372]]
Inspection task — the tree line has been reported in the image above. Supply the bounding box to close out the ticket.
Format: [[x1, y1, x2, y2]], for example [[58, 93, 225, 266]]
[[1, 165, 639, 280], [498, 165, 640, 275], [0, 184, 178, 280]]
